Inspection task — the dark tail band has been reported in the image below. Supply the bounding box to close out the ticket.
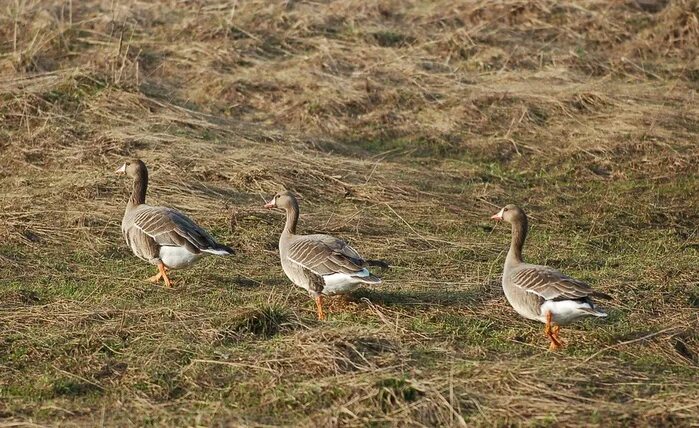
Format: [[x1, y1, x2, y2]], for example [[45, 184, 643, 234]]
[[592, 290, 612, 300], [364, 259, 390, 269], [216, 243, 236, 255]]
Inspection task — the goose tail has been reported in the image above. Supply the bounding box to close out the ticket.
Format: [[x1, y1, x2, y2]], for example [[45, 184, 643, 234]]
[[359, 274, 382, 285], [203, 243, 235, 256], [364, 259, 390, 269]]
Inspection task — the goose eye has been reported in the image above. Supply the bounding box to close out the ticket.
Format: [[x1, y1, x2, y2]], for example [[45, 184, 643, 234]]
[[503, 208, 508, 212]]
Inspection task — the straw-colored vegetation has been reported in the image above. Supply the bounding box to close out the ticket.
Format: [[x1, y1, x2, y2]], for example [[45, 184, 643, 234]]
[[1, 0, 698, 426]]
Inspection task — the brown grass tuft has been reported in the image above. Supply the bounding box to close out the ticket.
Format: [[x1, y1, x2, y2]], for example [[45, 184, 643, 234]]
[[1, 0, 698, 426]]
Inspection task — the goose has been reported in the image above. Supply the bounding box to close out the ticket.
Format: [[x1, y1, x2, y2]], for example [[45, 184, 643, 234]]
[[264, 191, 387, 320], [491, 204, 611, 350], [116, 159, 234, 287]]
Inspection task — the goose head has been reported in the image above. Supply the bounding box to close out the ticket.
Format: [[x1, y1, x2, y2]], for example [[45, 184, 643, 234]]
[[490, 204, 525, 224], [116, 159, 147, 178], [264, 190, 298, 210]]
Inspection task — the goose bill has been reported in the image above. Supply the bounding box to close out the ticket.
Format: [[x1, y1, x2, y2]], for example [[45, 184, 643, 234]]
[[490, 208, 505, 220]]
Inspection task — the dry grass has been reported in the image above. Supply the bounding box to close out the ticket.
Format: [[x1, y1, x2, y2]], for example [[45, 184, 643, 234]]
[[1, 0, 698, 426]]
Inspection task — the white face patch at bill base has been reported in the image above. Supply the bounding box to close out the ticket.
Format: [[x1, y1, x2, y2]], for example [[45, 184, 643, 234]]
[[491, 207, 505, 220], [116, 164, 126, 173]]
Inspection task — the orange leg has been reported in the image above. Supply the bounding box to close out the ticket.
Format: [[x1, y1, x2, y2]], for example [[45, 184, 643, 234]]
[[146, 262, 173, 287], [146, 270, 162, 283], [545, 312, 562, 351], [315, 295, 326, 320], [552, 324, 561, 341], [551, 324, 565, 348], [160, 263, 173, 287]]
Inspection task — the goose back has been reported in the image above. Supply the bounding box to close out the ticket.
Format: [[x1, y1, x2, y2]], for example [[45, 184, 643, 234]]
[[118, 159, 234, 269], [495, 204, 610, 325], [279, 233, 379, 296], [268, 190, 382, 296]]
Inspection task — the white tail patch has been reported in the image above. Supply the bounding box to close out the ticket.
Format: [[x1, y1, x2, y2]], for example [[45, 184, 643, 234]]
[[540, 299, 607, 325], [160, 246, 203, 269], [321, 269, 380, 295], [203, 248, 233, 256]]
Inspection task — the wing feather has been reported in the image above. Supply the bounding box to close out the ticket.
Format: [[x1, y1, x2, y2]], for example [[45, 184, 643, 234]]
[[287, 235, 365, 276], [130, 206, 220, 253], [511, 266, 597, 301]]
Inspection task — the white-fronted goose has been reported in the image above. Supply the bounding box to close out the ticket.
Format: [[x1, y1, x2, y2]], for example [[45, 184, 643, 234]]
[[116, 159, 234, 287], [491, 204, 611, 351], [264, 191, 387, 320]]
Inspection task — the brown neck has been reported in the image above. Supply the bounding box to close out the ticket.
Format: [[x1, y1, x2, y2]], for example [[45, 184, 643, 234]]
[[282, 199, 299, 235], [127, 169, 148, 210], [506, 215, 527, 265]]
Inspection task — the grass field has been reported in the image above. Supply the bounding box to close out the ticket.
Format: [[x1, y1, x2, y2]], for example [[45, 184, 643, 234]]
[[1, 0, 698, 426]]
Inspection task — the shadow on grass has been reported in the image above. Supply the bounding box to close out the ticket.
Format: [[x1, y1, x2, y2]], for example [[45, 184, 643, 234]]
[[352, 280, 501, 308], [202, 274, 288, 289]]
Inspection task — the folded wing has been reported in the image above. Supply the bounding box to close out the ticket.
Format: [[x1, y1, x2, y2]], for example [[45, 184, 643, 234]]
[[511, 266, 610, 301], [131, 205, 229, 254], [287, 234, 367, 276]]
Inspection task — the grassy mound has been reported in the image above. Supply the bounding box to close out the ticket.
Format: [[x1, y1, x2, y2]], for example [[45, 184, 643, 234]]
[[0, 0, 697, 426]]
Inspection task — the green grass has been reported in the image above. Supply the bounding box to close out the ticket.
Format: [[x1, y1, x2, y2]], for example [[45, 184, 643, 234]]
[[1, 0, 699, 426]]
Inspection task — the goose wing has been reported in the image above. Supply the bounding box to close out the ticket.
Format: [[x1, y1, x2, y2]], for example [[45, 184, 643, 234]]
[[511, 265, 610, 301], [129, 205, 221, 254], [287, 234, 365, 276]]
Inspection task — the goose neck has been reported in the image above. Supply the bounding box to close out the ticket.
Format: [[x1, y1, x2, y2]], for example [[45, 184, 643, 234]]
[[282, 200, 299, 236], [127, 169, 148, 211], [506, 216, 527, 266]]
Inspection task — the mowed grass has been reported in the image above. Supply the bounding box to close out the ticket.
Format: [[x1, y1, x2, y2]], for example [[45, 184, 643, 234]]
[[1, 0, 698, 426]]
